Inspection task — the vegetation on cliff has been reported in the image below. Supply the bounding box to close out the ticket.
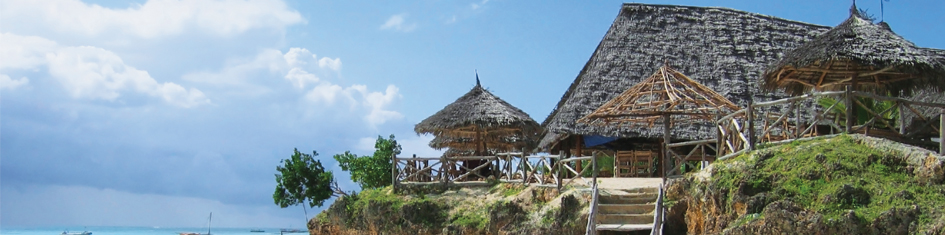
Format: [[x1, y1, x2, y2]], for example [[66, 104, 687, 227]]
[[665, 134, 945, 235], [309, 183, 591, 235]]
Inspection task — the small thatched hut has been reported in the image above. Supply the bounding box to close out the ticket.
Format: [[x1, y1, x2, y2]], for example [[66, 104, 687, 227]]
[[761, 5, 945, 96], [415, 76, 541, 155], [540, 3, 830, 153]]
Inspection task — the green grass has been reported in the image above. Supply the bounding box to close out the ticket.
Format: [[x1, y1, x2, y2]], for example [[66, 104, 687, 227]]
[[708, 134, 945, 223]]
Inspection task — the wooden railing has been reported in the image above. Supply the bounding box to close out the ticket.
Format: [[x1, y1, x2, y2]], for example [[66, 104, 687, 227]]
[[666, 139, 717, 176], [393, 150, 610, 192], [717, 90, 945, 160]]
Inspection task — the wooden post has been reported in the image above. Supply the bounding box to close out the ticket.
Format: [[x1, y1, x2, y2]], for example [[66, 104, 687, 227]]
[[440, 154, 448, 189], [845, 86, 854, 133], [391, 153, 398, 192], [899, 102, 906, 135], [747, 100, 755, 151], [575, 136, 583, 175], [663, 114, 671, 183], [551, 150, 564, 194], [940, 111, 944, 155], [716, 113, 723, 158]]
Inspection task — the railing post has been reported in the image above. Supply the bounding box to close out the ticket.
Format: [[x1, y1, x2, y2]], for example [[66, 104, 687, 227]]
[[391, 153, 398, 192], [747, 101, 755, 151], [940, 111, 944, 155], [899, 102, 906, 135], [551, 150, 564, 194], [440, 154, 448, 189], [845, 86, 853, 133], [716, 113, 723, 158]]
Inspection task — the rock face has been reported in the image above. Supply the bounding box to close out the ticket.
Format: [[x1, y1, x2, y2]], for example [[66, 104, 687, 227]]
[[664, 134, 945, 235], [308, 185, 590, 235]]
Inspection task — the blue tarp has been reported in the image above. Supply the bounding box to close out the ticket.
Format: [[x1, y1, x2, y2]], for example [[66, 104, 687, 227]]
[[583, 135, 618, 148]]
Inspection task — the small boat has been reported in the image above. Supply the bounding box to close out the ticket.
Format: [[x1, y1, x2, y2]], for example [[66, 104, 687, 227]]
[[250, 229, 265, 232], [61, 231, 92, 235], [280, 228, 304, 233]]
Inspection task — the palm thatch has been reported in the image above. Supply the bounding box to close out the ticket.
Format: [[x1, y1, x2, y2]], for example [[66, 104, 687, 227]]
[[579, 63, 740, 127], [429, 134, 535, 153], [761, 5, 945, 96], [540, 3, 830, 149], [416, 76, 541, 153]]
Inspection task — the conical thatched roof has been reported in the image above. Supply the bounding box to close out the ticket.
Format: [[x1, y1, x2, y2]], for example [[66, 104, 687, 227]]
[[540, 3, 830, 149], [428, 134, 535, 152], [415, 77, 541, 141], [579, 64, 740, 126], [761, 5, 945, 95]]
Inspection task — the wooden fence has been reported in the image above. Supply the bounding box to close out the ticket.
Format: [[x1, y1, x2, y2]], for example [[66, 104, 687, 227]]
[[393, 150, 611, 192], [717, 90, 945, 160]]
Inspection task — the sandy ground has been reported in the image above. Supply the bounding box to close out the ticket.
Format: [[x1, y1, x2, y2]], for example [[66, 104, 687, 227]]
[[567, 177, 662, 190]]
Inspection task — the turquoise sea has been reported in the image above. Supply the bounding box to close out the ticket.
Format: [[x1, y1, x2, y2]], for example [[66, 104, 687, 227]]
[[0, 227, 307, 235]]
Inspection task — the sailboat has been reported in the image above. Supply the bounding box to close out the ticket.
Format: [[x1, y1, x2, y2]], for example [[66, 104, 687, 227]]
[[180, 212, 212, 235]]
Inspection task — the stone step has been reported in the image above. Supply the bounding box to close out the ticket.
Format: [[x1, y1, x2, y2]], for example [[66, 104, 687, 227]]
[[596, 223, 653, 231], [599, 194, 658, 204], [622, 187, 659, 194], [597, 214, 654, 225], [598, 203, 655, 214]]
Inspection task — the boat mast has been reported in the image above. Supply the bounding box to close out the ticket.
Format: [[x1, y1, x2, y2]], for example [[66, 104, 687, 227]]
[[207, 212, 212, 235]]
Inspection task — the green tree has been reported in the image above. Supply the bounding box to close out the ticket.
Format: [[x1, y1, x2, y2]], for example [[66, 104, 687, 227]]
[[273, 148, 346, 211], [333, 134, 401, 189]]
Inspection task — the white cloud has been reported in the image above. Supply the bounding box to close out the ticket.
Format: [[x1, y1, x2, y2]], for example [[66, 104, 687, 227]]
[[318, 57, 342, 72], [380, 14, 418, 32], [0, 0, 305, 38], [304, 83, 348, 105], [0, 33, 209, 107], [0, 74, 29, 90], [358, 85, 404, 126], [471, 0, 490, 10], [446, 15, 458, 24]]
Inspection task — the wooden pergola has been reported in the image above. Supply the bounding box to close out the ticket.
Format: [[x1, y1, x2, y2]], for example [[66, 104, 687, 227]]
[[579, 63, 740, 182]]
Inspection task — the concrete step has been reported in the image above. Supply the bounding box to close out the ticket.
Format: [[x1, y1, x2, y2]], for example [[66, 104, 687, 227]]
[[596, 223, 653, 231], [599, 194, 658, 204], [597, 214, 654, 225], [598, 203, 655, 214], [622, 187, 659, 194]]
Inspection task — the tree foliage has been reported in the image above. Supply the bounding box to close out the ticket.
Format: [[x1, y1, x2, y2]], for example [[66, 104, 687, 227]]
[[273, 148, 345, 208], [333, 135, 401, 190]]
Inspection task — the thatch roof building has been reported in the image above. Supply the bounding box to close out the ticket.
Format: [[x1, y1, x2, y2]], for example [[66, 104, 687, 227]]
[[761, 6, 945, 95], [416, 77, 541, 154], [540, 3, 830, 150]]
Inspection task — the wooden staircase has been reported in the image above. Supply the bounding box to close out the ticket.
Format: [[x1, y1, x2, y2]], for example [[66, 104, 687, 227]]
[[595, 187, 660, 232]]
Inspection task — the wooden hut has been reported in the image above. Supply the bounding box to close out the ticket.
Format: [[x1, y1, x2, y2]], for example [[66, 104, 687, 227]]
[[415, 75, 541, 177], [579, 63, 739, 178], [539, 3, 831, 169], [761, 5, 945, 96]]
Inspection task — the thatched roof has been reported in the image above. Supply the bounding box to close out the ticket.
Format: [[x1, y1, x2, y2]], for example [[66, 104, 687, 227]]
[[761, 6, 945, 95], [579, 63, 740, 126], [415, 77, 541, 141], [429, 134, 536, 152], [540, 3, 830, 149]]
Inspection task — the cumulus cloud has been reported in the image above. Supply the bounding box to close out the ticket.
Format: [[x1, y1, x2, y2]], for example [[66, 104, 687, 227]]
[[0, 0, 305, 38], [0, 74, 29, 90], [184, 48, 399, 126], [0, 33, 209, 107], [380, 14, 418, 32]]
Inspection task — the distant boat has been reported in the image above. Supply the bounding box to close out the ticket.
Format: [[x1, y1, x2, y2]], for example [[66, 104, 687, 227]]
[[61, 231, 91, 235], [180, 212, 212, 235], [250, 229, 265, 232], [280, 228, 305, 233]]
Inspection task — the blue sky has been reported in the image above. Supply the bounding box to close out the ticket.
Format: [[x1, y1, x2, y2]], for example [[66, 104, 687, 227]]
[[1, 0, 942, 228]]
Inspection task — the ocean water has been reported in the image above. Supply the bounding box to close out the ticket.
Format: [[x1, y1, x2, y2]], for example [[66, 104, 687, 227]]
[[0, 226, 306, 235]]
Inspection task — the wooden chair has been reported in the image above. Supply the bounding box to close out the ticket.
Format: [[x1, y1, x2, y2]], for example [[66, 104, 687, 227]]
[[615, 150, 653, 177]]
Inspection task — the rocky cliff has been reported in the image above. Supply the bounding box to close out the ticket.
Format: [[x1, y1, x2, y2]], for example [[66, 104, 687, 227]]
[[308, 183, 592, 235], [664, 134, 945, 235]]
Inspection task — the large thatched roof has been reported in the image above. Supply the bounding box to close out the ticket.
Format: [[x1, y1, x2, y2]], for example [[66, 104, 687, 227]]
[[579, 63, 740, 126], [761, 6, 945, 95], [540, 3, 830, 149], [429, 134, 536, 152], [415, 78, 541, 140]]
